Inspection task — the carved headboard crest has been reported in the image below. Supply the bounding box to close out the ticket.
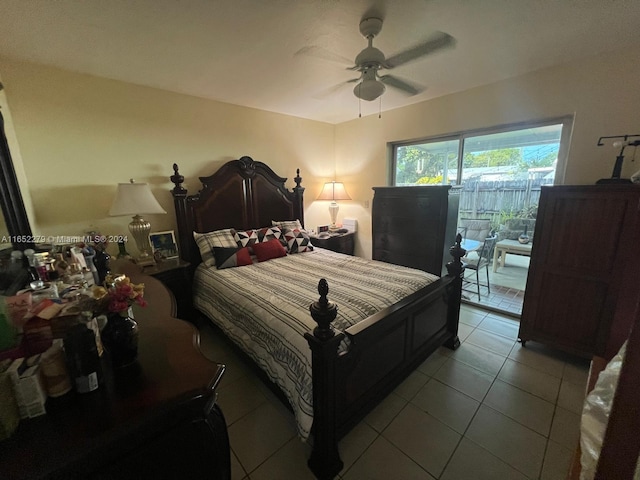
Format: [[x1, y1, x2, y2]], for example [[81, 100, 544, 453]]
[[170, 156, 305, 266]]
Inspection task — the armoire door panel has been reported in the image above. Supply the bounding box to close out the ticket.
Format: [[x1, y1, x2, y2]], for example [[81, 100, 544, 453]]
[[523, 271, 610, 355], [544, 196, 629, 274], [519, 185, 640, 358]]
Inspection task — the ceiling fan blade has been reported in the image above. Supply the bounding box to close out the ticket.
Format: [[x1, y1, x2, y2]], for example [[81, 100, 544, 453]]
[[312, 78, 360, 99], [295, 45, 354, 67], [379, 75, 424, 96], [383, 31, 456, 69]]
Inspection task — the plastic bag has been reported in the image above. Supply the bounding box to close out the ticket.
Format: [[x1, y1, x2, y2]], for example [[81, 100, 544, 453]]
[[579, 341, 640, 479]]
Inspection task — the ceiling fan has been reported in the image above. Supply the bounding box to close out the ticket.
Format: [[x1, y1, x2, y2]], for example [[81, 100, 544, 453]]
[[300, 17, 456, 102]]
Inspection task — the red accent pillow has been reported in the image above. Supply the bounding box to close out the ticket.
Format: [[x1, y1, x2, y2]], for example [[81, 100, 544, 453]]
[[235, 246, 253, 266], [252, 238, 287, 262]]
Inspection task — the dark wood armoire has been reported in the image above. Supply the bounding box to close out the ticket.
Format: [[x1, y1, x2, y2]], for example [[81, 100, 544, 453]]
[[519, 184, 640, 359], [372, 186, 460, 276]]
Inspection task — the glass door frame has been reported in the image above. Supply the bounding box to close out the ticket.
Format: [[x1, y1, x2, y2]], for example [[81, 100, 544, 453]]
[[389, 115, 574, 187]]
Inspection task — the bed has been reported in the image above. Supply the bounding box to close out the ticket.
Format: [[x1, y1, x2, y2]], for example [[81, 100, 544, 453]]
[[170, 156, 464, 479]]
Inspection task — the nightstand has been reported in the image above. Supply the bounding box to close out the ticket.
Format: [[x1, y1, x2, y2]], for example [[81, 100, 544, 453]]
[[310, 232, 355, 255], [142, 258, 192, 319]]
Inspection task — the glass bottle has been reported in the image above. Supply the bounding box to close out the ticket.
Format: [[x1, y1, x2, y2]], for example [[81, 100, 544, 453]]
[[116, 240, 131, 260], [64, 323, 102, 393]]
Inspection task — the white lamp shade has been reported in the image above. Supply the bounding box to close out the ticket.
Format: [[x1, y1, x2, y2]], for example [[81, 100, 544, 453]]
[[109, 180, 167, 216], [317, 182, 351, 201]]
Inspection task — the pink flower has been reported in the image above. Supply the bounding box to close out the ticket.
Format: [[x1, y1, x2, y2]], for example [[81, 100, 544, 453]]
[[93, 275, 147, 317]]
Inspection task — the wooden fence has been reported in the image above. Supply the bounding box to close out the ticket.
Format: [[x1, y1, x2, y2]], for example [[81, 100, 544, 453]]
[[458, 177, 553, 227]]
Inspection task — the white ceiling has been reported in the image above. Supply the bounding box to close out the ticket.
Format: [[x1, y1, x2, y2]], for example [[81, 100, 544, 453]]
[[1, 0, 639, 124]]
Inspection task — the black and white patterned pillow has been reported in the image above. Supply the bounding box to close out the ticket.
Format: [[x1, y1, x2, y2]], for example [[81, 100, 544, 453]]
[[213, 246, 253, 269], [193, 228, 237, 267], [283, 228, 314, 253], [235, 226, 285, 250]]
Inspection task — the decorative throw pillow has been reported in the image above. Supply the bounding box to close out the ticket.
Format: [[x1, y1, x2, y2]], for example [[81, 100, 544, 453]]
[[193, 229, 237, 267], [252, 238, 287, 262], [234, 226, 286, 250], [283, 228, 314, 253], [213, 246, 253, 269], [272, 219, 304, 231]]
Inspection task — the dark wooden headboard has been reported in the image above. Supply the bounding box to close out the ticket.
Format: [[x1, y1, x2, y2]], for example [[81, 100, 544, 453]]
[[170, 156, 305, 266]]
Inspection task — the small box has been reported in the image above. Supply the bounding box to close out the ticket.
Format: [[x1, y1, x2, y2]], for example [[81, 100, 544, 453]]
[[342, 218, 357, 232], [7, 358, 47, 418]]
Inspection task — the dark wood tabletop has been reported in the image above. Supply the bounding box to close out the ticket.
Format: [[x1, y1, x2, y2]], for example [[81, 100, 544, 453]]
[[0, 259, 224, 479]]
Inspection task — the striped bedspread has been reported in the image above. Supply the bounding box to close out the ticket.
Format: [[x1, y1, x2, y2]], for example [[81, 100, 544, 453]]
[[193, 248, 439, 440]]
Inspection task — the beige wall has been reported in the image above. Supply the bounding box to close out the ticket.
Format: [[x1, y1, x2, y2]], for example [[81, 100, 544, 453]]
[[0, 59, 334, 256], [335, 48, 640, 258], [1, 47, 638, 260]]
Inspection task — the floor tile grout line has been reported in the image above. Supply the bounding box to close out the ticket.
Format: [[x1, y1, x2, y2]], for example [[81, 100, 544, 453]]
[[219, 303, 584, 479]]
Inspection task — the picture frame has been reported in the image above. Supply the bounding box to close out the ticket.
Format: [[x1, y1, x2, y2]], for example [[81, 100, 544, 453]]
[[149, 230, 179, 260]]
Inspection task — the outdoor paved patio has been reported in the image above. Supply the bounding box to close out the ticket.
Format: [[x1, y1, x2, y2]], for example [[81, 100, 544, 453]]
[[462, 254, 530, 317]]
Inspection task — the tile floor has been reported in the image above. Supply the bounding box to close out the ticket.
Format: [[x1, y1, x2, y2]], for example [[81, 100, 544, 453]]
[[463, 284, 525, 317], [197, 304, 590, 480]]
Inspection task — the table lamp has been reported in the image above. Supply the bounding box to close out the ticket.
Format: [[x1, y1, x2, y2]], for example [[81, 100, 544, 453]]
[[109, 179, 166, 266], [317, 181, 351, 231]]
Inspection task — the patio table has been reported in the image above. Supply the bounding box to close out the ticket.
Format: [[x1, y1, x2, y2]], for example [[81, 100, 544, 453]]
[[493, 239, 532, 272]]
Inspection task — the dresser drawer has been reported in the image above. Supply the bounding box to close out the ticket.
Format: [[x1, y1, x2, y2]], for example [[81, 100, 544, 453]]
[[373, 232, 438, 253], [371, 185, 458, 278], [373, 216, 438, 234], [373, 197, 439, 219]]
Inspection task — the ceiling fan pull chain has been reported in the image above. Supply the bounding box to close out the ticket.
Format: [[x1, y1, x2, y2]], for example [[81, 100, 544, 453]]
[[379, 96, 382, 119], [358, 86, 362, 118]]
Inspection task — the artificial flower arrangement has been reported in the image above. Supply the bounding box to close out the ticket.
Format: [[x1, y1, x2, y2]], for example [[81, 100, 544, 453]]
[[91, 274, 147, 317]]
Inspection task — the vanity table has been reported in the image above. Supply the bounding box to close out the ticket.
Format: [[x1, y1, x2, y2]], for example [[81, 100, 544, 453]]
[[0, 260, 230, 479]]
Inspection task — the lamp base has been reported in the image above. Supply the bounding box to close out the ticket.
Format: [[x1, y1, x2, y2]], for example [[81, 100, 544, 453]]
[[129, 215, 156, 266], [328, 201, 339, 232]]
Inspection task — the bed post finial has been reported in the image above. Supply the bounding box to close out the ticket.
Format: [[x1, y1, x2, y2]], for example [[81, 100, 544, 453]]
[[293, 168, 305, 227], [309, 279, 337, 340], [446, 233, 466, 277], [444, 233, 464, 351], [305, 279, 344, 479], [170, 163, 187, 195], [294, 168, 302, 189]]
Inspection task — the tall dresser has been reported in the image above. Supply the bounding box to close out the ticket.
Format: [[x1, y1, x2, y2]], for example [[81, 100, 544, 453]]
[[519, 184, 640, 359], [372, 186, 460, 276]]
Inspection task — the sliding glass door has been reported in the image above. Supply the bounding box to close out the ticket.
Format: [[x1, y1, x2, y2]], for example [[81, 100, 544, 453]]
[[392, 117, 572, 316]]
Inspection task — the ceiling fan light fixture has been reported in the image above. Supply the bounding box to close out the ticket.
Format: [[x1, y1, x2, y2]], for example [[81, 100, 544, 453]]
[[354, 79, 385, 101], [355, 46, 385, 66]]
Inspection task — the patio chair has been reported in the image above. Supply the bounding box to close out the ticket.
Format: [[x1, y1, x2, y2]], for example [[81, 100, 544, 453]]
[[458, 218, 492, 258], [462, 234, 498, 301]]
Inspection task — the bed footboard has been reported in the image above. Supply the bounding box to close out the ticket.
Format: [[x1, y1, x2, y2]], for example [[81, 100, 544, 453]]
[[305, 236, 465, 480]]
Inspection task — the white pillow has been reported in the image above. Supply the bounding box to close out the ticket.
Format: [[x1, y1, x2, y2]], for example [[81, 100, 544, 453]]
[[193, 229, 237, 267], [272, 219, 304, 231]]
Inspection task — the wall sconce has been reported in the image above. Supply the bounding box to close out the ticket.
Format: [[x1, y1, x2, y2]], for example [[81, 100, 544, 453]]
[[109, 179, 166, 266], [317, 181, 351, 231]]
